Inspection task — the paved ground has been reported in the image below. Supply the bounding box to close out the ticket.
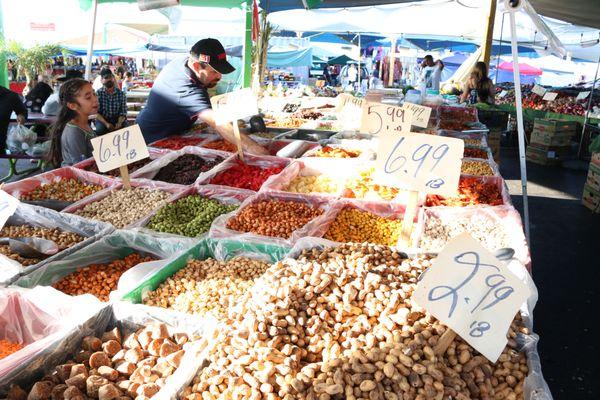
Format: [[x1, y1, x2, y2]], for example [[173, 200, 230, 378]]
[[500, 147, 599, 399]]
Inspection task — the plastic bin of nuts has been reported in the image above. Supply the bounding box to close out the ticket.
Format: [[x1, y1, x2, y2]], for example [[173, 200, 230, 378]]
[[438, 130, 489, 148], [461, 158, 499, 177], [1, 301, 214, 400], [2, 167, 117, 210], [12, 230, 195, 302], [72, 148, 171, 179], [117, 237, 289, 321], [177, 240, 551, 400], [0, 202, 113, 286]]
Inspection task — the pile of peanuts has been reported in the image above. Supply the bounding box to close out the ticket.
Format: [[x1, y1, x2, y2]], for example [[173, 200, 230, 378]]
[[343, 169, 399, 201], [20, 179, 104, 202], [11, 323, 190, 400], [284, 175, 342, 195], [181, 243, 529, 400], [74, 188, 171, 228], [324, 208, 403, 246], [144, 257, 270, 319], [0, 225, 84, 266], [462, 138, 484, 147], [226, 200, 324, 239], [0, 339, 23, 360], [421, 213, 512, 253], [461, 160, 495, 176], [53, 254, 153, 301]]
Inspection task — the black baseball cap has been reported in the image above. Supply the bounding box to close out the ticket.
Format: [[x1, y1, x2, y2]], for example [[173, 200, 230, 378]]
[[100, 68, 114, 78], [57, 69, 83, 82], [190, 38, 235, 75]]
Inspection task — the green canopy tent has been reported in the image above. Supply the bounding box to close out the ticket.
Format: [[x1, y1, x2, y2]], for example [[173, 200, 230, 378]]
[[327, 54, 356, 66]]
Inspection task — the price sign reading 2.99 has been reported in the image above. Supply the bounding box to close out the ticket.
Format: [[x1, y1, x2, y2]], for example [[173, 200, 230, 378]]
[[91, 124, 149, 173], [413, 233, 531, 362], [375, 132, 464, 196]]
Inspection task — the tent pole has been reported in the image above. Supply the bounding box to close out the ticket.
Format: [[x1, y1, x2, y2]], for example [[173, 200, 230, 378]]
[[357, 33, 361, 92], [388, 38, 396, 88], [84, 0, 98, 80], [481, 0, 497, 65], [509, 10, 530, 243], [494, 12, 505, 84], [578, 54, 599, 158], [0, 1, 8, 89], [242, 0, 253, 88]]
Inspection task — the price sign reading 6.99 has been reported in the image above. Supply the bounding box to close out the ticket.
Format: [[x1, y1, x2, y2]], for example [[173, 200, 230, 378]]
[[91, 124, 149, 173], [413, 233, 531, 362], [375, 132, 464, 196]]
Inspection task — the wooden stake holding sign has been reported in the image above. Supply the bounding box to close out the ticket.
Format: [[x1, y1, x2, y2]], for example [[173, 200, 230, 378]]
[[211, 88, 259, 163], [90, 124, 149, 189]]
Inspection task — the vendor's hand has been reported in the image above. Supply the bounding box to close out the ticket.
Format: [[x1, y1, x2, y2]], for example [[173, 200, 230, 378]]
[[107, 123, 115, 130], [16, 115, 26, 125], [247, 144, 270, 156]]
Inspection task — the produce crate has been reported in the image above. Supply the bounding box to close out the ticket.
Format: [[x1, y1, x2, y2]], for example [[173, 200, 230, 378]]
[[586, 162, 600, 192], [120, 237, 290, 304], [476, 109, 508, 129], [526, 145, 570, 166], [488, 129, 501, 164], [530, 129, 572, 147], [582, 184, 600, 213], [533, 118, 578, 135]]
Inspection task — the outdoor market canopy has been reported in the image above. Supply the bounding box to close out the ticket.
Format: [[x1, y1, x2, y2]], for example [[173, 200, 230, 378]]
[[497, 61, 543, 76]]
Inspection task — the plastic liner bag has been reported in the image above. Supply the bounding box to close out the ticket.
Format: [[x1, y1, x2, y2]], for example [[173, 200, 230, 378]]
[[425, 175, 512, 208], [12, 229, 196, 293], [135, 184, 253, 239], [261, 159, 349, 199], [0, 301, 217, 400], [73, 148, 171, 177], [2, 166, 118, 205], [196, 153, 289, 192], [0, 202, 114, 286], [132, 146, 233, 185], [115, 237, 290, 305], [6, 124, 37, 154], [460, 157, 501, 177], [439, 105, 480, 122], [209, 191, 333, 247], [0, 287, 103, 391], [313, 198, 422, 253], [149, 133, 212, 150], [61, 178, 186, 229], [418, 205, 531, 268]]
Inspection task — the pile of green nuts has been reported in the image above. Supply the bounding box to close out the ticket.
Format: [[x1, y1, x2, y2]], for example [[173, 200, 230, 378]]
[[147, 195, 238, 237]]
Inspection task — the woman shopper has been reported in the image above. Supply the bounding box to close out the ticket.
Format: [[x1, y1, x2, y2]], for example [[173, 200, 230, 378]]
[[46, 78, 99, 167], [460, 61, 495, 105]]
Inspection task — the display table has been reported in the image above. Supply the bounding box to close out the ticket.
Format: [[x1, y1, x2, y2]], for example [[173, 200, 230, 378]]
[[477, 103, 600, 126]]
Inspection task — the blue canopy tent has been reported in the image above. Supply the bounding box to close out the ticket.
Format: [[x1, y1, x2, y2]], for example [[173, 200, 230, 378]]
[[267, 48, 313, 67]]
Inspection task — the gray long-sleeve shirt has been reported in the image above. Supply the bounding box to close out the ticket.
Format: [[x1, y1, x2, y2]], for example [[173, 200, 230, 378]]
[[61, 123, 95, 166]]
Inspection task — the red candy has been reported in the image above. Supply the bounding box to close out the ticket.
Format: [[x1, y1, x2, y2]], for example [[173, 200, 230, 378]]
[[210, 160, 285, 191], [152, 136, 204, 150]]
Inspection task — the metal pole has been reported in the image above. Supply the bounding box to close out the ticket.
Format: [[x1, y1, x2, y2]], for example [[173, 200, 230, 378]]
[[242, 0, 253, 88], [481, 0, 498, 66], [509, 10, 530, 243], [494, 12, 505, 84], [357, 33, 361, 92], [388, 38, 396, 88], [84, 0, 98, 80], [578, 54, 600, 158]]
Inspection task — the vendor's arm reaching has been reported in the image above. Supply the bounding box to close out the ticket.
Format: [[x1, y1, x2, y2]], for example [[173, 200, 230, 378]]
[[198, 109, 268, 155]]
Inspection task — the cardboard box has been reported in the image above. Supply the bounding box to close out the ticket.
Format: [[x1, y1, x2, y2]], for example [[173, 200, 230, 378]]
[[533, 118, 578, 135], [586, 162, 600, 192], [526, 145, 568, 166], [591, 152, 600, 167], [488, 130, 501, 164], [582, 184, 600, 213], [530, 130, 572, 147], [529, 142, 571, 155]]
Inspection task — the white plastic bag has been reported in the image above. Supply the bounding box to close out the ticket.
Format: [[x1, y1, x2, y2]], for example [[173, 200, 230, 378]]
[[7, 125, 37, 154]]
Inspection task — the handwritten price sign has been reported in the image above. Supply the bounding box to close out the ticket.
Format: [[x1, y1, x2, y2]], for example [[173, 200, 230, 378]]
[[403, 102, 432, 128], [361, 102, 432, 135], [336, 93, 364, 112], [91, 125, 149, 173], [413, 233, 530, 362], [212, 88, 259, 126], [375, 132, 463, 196]]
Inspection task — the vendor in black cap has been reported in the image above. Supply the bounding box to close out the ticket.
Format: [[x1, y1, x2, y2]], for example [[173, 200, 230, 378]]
[[136, 38, 267, 155]]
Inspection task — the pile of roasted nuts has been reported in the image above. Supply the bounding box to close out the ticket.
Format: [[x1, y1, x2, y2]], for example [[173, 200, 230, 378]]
[[20, 179, 104, 202], [324, 208, 403, 246], [461, 160, 495, 176]]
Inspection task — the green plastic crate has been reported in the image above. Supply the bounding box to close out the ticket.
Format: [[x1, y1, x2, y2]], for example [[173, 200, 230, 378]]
[[121, 237, 290, 304]]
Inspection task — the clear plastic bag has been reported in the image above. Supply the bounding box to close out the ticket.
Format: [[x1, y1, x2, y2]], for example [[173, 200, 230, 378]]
[[12, 229, 195, 291], [0, 202, 114, 285], [7, 125, 37, 154], [72, 148, 171, 177], [25, 140, 51, 158]]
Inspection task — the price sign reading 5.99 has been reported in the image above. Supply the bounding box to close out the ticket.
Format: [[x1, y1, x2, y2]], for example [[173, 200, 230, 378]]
[[91, 124, 149, 173], [413, 233, 531, 362], [375, 132, 463, 196]]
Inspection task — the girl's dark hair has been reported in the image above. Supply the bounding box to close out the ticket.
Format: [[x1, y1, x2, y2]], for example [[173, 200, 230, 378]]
[[46, 78, 90, 166]]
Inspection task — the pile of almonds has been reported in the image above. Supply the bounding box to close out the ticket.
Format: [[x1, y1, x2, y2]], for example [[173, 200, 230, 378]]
[[181, 243, 530, 400], [9, 323, 189, 400]]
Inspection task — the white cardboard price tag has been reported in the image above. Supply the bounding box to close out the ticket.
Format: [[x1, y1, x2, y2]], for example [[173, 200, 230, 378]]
[[336, 93, 364, 112], [542, 92, 558, 101], [91, 125, 149, 173], [576, 91, 590, 101], [498, 90, 508, 98], [211, 88, 259, 126], [361, 102, 409, 135], [413, 233, 530, 362], [0, 190, 19, 230], [532, 84, 546, 96], [374, 132, 463, 196], [402, 102, 432, 128]]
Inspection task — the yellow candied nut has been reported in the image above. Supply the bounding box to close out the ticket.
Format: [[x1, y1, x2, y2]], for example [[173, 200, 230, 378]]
[[324, 208, 403, 246], [285, 175, 341, 194], [344, 168, 399, 201]]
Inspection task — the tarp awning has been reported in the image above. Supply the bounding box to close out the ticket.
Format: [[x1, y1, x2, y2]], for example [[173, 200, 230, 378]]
[[267, 47, 313, 67], [327, 54, 356, 65], [498, 61, 543, 76]]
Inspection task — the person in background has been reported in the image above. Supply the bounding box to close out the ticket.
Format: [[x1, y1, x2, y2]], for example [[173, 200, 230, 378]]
[[46, 78, 98, 167], [24, 75, 53, 113], [0, 86, 27, 153], [95, 68, 127, 135], [136, 38, 267, 155], [42, 70, 84, 116], [431, 59, 444, 92], [322, 63, 332, 86], [419, 55, 439, 90], [347, 64, 358, 89], [460, 61, 495, 105], [121, 71, 134, 93]]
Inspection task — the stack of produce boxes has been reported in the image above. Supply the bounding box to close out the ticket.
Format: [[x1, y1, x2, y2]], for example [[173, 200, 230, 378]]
[[582, 152, 600, 212], [526, 118, 577, 165]]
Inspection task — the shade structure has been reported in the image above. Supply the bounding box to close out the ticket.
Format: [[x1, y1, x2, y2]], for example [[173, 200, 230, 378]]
[[327, 54, 357, 65], [498, 61, 543, 76]]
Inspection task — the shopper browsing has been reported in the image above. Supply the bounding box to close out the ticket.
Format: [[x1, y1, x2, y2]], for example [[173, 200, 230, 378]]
[[460, 61, 495, 105], [95, 68, 127, 135], [0, 86, 27, 152], [136, 38, 267, 155], [46, 78, 98, 166], [419, 55, 444, 91]]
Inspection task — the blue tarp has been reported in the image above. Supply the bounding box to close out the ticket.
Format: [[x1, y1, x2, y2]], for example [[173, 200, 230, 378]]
[[267, 48, 313, 67]]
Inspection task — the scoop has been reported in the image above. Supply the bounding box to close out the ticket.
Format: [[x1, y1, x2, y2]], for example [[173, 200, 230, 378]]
[[0, 237, 60, 258]]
